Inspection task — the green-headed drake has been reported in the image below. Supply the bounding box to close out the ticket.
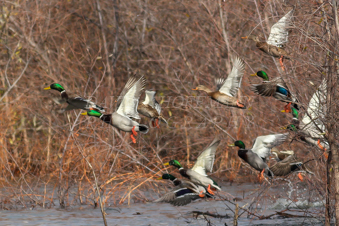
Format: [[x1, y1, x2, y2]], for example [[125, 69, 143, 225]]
[[229, 133, 288, 181], [250, 71, 299, 109], [164, 139, 221, 195], [44, 83, 105, 112], [81, 75, 148, 143]]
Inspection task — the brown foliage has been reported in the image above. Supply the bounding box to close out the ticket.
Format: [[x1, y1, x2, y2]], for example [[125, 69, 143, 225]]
[[0, 0, 336, 211]]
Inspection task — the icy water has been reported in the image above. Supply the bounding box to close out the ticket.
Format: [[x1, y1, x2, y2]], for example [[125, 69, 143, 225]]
[[0, 182, 328, 226]]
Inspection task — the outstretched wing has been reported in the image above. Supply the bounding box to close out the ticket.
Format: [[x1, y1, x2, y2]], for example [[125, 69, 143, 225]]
[[267, 9, 294, 47], [218, 57, 245, 97], [301, 79, 327, 137], [116, 75, 146, 119], [251, 133, 288, 159], [191, 139, 220, 176]]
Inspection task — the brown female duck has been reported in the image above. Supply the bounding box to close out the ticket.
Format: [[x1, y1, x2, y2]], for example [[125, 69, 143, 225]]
[[270, 151, 314, 181], [192, 56, 246, 109], [242, 9, 294, 70], [137, 90, 167, 128]]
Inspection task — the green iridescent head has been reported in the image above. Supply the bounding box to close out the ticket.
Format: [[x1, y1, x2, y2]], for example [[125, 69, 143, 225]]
[[164, 160, 182, 169], [251, 71, 269, 81], [229, 140, 246, 149], [44, 83, 65, 92], [81, 110, 102, 118], [157, 174, 176, 181]]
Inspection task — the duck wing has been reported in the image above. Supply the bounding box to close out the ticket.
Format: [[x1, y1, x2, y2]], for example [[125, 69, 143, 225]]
[[217, 57, 245, 97], [251, 77, 290, 101], [251, 81, 277, 97], [267, 9, 294, 48], [116, 75, 146, 119], [67, 97, 105, 112], [251, 133, 289, 160], [142, 90, 161, 114], [154, 181, 203, 206], [301, 79, 327, 137], [191, 139, 220, 176], [270, 155, 302, 176]]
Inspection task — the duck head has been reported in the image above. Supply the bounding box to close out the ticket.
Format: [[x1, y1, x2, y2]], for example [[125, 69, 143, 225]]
[[242, 35, 260, 42], [229, 140, 246, 149], [44, 83, 65, 92], [192, 85, 212, 93], [164, 160, 182, 169], [81, 109, 102, 118], [250, 71, 269, 81]]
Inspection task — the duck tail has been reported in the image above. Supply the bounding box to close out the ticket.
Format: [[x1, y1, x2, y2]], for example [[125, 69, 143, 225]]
[[138, 124, 149, 134]]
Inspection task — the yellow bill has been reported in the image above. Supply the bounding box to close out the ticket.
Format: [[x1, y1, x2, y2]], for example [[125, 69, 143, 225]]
[[81, 112, 88, 116], [163, 162, 170, 166], [250, 73, 257, 76], [156, 177, 163, 180], [44, 86, 51, 90], [228, 144, 235, 147]]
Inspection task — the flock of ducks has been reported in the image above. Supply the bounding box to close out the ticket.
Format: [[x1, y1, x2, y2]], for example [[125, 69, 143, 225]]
[[43, 8, 328, 206]]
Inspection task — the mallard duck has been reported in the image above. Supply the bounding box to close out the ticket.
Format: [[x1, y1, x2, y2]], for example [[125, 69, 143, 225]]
[[270, 147, 314, 181], [137, 90, 167, 128], [81, 75, 149, 143], [250, 70, 299, 109], [229, 133, 289, 181], [242, 9, 294, 70], [164, 139, 221, 195], [270, 155, 314, 179], [192, 57, 246, 109], [44, 83, 105, 112], [282, 79, 328, 151], [154, 174, 213, 206]]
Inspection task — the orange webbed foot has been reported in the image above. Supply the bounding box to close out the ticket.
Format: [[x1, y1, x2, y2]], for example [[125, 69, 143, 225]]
[[199, 191, 205, 198], [130, 134, 137, 143], [131, 126, 138, 136], [151, 120, 156, 128], [298, 173, 304, 182], [206, 184, 215, 195], [155, 118, 160, 129], [317, 139, 327, 151], [258, 169, 265, 183], [283, 103, 292, 113], [279, 56, 285, 71]]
